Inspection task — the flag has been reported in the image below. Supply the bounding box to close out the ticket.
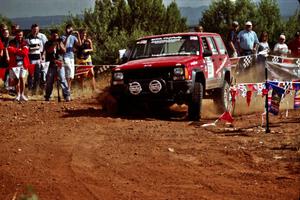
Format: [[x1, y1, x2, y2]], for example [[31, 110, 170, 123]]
[[218, 111, 234, 123], [246, 91, 252, 106], [75, 65, 94, 77], [0, 68, 6, 80], [240, 55, 253, 69], [294, 90, 300, 109], [269, 83, 285, 115], [230, 89, 237, 107]]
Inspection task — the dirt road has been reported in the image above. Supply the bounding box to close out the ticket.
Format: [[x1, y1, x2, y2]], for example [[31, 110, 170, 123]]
[[0, 92, 299, 199]]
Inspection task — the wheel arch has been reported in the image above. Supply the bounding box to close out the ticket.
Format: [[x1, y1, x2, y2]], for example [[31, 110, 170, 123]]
[[192, 69, 206, 91]]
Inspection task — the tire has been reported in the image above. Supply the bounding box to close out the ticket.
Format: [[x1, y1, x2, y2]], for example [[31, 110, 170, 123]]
[[188, 81, 203, 121], [213, 80, 233, 113]]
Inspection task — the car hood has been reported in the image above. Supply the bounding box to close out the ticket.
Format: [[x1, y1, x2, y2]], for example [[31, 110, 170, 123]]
[[114, 56, 200, 71]]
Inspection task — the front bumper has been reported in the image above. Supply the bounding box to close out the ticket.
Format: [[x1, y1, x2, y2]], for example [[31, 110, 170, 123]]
[[111, 79, 192, 103]]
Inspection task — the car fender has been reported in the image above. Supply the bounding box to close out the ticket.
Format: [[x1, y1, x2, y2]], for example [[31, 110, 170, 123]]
[[191, 69, 206, 92]]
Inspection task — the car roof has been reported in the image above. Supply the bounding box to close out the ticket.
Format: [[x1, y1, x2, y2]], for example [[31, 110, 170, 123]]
[[138, 32, 220, 40]]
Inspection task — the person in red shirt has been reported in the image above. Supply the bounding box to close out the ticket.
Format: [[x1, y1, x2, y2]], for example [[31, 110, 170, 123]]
[[7, 29, 30, 101], [288, 31, 300, 58], [0, 39, 3, 58], [0, 40, 4, 81]]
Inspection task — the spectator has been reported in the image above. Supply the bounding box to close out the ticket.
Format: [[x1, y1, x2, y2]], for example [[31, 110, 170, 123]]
[[273, 34, 289, 57], [44, 29, 70, 102], [76, 29, 96, 90], [237, 21, 259, 56], [0, 38, 3, 58], [0, 28, 11, 90], [0, 23, 8, 42], [288, 31, 300, 58], [194, 25, 204, 32], [26, 24, 44, 93], [227, 21, 239, 57], [61, 24, 81, 93], [257, 31, 270, 56], [11, 24, 20, 38], [7, 30, 29, 102]]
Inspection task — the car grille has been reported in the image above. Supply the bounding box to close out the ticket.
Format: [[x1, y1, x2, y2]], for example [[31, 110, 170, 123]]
[[123, 67, 173, 82]]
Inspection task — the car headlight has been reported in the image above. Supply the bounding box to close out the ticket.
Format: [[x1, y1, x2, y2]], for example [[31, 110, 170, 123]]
[[113, 72, 124, 80], [174, 67, 184, 76]]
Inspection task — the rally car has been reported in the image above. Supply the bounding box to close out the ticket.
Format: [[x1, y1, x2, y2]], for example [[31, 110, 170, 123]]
[[111, 32, 232, 120]]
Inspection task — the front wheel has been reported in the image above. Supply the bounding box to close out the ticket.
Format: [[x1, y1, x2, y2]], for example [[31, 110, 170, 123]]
[[213, 80, 233, 113], [188, 82, 203, 121]]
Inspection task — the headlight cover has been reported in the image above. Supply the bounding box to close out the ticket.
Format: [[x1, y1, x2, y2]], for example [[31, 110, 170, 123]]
[[173, 67, 184, 76], [113, 72, 124, 80]]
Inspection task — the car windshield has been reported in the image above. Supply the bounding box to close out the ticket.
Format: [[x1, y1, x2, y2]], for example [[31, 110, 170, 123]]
[[130, 35, 200, 60]]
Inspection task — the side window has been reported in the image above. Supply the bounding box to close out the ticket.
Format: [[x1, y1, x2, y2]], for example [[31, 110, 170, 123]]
[[201, 37, 210, 52], [206, 37, 218, 55], [214, 36, 227, 55]]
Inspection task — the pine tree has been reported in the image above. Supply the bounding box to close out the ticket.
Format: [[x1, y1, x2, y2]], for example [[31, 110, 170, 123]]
[[163, 2, 188, 34]]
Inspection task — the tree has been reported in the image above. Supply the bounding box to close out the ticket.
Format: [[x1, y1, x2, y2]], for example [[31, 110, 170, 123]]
[[0, 14, 13, 29], [59, 0, 187, 64], [163, 2, 188, 33], [256, 0, 282, 45], [284, 10, 300, 42], [200, 0, 285, 45], [201, 0, 258, 36]]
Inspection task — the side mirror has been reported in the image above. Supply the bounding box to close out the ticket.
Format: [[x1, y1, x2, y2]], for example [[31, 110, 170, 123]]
[[203, 49, 212, 57]]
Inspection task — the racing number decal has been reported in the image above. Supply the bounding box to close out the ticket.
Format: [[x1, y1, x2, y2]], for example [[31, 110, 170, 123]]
[[205, 57, 214, 79]]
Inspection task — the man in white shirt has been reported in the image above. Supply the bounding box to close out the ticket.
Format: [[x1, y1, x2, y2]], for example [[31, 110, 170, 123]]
[[26, 24, 48, 93]]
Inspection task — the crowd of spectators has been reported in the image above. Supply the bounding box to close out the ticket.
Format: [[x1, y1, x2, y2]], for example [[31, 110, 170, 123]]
[[0, 23, 95, 102], [225, 21, 300, 59]]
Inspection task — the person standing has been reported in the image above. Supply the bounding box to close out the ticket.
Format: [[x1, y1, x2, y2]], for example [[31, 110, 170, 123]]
[[26, 24, 44, 93], [288, 31, 300, 58], [11, 24, 20, 38], [237, 21, 259, 56], [0, 23, 8, 42], [257, 31, 270, 59], [0, 28, 14, 92], [273, 34, 289, 57], [7, 30, 29, 101], [44, 29, 70, 102], [76, 29, 96, 90], [61, 24, 81, 93], [227, 21, 240, 57]]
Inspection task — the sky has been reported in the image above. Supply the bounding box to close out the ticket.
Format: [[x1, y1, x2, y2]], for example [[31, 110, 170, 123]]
[[0, 0, 298, 18], [0, 0, 212, 18]]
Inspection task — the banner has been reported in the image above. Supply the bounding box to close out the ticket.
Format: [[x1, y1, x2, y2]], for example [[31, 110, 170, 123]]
[[266, 56, 300, 81], [294, 90, 300, 109], [268, 83, 286, 115]]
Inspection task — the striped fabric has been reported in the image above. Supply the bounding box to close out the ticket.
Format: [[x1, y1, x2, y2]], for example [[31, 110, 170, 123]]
[[294, 90, 300, 109], [269, 89, 281, 115]]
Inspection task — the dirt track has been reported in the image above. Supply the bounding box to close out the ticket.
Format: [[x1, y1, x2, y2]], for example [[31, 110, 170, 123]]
[[0, 87, 299, 199]]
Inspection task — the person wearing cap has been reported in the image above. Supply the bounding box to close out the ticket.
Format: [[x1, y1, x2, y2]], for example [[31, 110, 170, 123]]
[[288, 31, 300, 58], [273, 34, 289, 57], [237, 21, 259, 56], [227, 21, 239, 57]]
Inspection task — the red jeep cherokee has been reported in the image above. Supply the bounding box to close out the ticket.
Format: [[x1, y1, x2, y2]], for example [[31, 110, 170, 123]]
[[111, 32, 232, 120]]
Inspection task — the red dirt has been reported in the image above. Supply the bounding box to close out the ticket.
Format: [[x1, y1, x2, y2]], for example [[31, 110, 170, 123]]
[[0, 86, 299, 199]]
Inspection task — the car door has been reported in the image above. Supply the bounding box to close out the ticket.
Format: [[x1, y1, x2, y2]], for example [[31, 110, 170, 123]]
[[214, 35, 230, 82], [201, 36, 219, 89]]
